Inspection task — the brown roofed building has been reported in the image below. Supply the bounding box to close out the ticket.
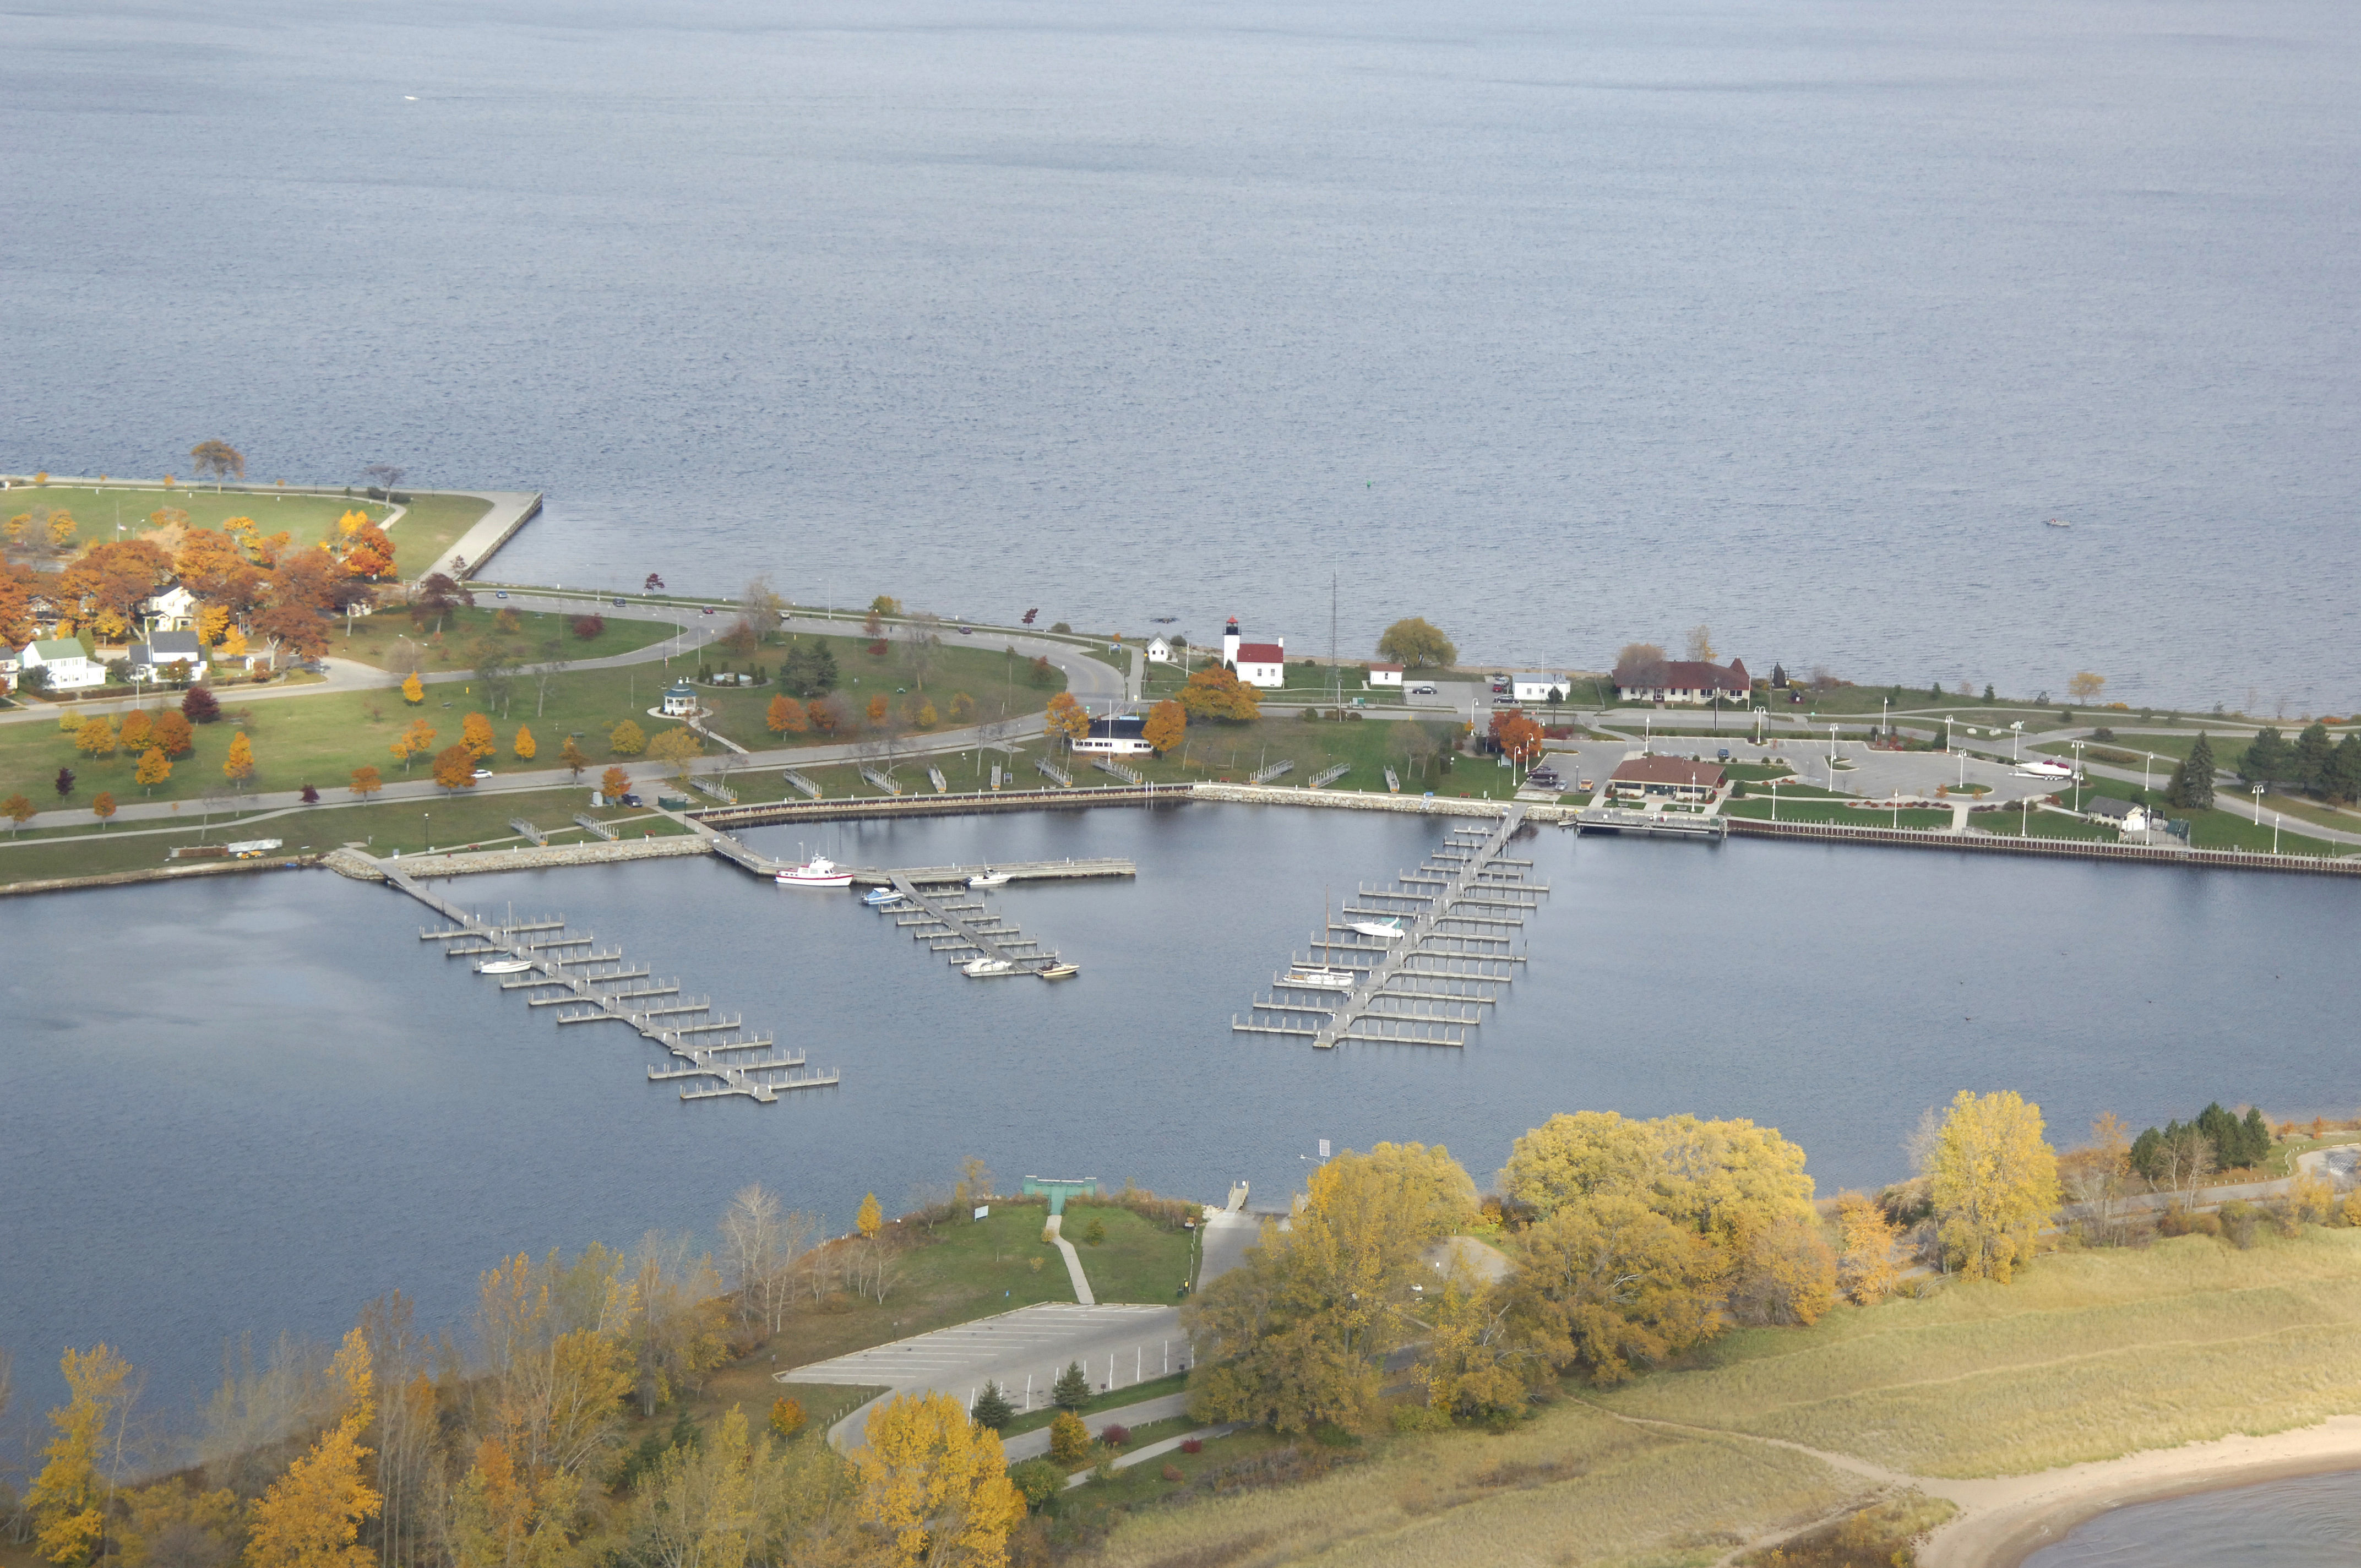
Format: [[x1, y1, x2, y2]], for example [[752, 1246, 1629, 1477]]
[[1605, 755, 1726, 803], [1617, 657, 1750, 705]]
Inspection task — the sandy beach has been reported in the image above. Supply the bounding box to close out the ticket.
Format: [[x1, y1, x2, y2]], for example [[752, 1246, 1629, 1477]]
[[1917, 1415, 2361, 1566]]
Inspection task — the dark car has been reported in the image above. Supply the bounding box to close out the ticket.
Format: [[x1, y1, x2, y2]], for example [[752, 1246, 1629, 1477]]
[[494, 590, 508, 600], [621, 792, 643, 807], [612, 597, 627, 607]]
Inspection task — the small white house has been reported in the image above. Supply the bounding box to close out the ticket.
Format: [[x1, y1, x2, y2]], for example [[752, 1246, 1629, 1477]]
[[20, 638, 104, 691], [2086, 798, 2151, 834], [142, 585, 200, 632], [660, 680, 699, 717], [1367, 663, 1403, 688], [127, 630, 207, 678], [1221, 619, 1287, 689], [1146, 636, 1174, 665], [1511, 672, 1576, 704]]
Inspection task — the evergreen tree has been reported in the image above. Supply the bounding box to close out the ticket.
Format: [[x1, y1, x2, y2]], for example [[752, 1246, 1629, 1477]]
[[1051, 1361, 1091, 1411], [2293, 722, 2333, 792], [970, 1381, 1015, 1431], [2195, 1103, 2240, 1169], [2240, 727, 2289, 783], [2327, 733, 2361, 805], [2167, 734, 2217, 809], [2239, 1106, 2274, 1167], [2128, 1126, 2163, 1180]]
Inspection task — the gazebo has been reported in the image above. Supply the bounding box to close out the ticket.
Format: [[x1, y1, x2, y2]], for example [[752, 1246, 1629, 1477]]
[[660, 680, 698, 717]]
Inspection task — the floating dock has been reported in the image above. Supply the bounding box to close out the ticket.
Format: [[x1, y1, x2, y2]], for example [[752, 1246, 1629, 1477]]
[[878, 873, 1071, 978], [391, 869, 839, 1104], [1231, 806, 1546, 1049]]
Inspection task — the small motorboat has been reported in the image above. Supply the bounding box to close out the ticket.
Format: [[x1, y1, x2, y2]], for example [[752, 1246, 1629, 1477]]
[[963, 956, 1016, 978], [2046, 517, 2072, 529], [862, 886, 905, 907], [1349, 919, 1405, 941], [1282, 967, 1357, 991], [476, 958, 534, 975], [776, 855, 853, 888], [1037, 961, 1080, 979], [967, 868, 1011, 889]]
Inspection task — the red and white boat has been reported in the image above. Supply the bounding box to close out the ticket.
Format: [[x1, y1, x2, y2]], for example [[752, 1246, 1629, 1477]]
[[774, 854, 852, 888]]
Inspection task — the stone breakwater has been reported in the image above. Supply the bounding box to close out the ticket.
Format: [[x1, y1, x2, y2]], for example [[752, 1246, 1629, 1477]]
[[1188, 782, 1576, 823], [321, 836, 709, 881]]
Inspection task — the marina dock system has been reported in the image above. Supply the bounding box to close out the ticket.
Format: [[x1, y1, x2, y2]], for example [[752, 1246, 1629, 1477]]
[[390, 869, 838, 1104], [1232, 805, 1546, 1049], [878, 873, 1072, 978]]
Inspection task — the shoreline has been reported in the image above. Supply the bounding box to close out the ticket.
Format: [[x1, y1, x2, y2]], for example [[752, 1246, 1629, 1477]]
[[1918, 1417, 2361, 1566]]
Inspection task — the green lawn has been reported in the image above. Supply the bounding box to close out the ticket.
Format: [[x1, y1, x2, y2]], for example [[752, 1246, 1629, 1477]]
[[1061, 1203, 1197, 1305], [997, 1372, 1192, 1438], [0, 632, 1067, 814], [332, 605, 673, 673], [1723, 799, 1952, 829], [1967, 805, 2119, 843], [1073, 712, 1489, 797]]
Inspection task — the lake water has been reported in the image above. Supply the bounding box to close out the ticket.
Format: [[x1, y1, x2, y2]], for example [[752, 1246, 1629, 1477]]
[[2022, 1469, 2361, 1565], [1, 811, 2351, 1442], [4, 0, 2358, 711]]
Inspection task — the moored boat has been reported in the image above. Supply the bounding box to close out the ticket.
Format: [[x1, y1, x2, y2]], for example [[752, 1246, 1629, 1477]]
[[476, 958, 534, 975], [776, 855, 853, 888], [967, 868, 1011, 889], [963, 956, 1016, 978], [1282, 967, 1357, 990], [1348, 919, 1404, 940], [862, 886, 905, 906], [1037, 961, 1079, 979]]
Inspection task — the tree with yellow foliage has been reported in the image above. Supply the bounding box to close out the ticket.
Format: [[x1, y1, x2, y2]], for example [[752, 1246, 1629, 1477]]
[[559, 737, 588, 780], [1834, 1193, 1901, 1305], [75, 717, 117, 759], [1412, 1267, 1533, 1418], [401, 673, 425, 705], [1930, 1089, 2060, 1283], [135, 748, 173, 794], [1506, 1195, 1723, 1385], [769, 1398, 805, 1440], [645, 727, 702, 785], [91, 792, 116, 829], [247, 1329, 379, 1568], [48, 509, 79, 549], [117, 1480, 243, 1568], [222, 732, 256, 783], [853, 1392, 1024, 1568], [1141, 699, 1185, 755], [350, 766, 382, 798], [765, 695, 807, 735], [512, 726, 536, 760], [27, 1344, 136, 1567], [220, 627, 248, 660], [119, 709, 153, 750], [1043, 691, 1090, 744], [449, 1437, 580, 1568], [607, 720, 646, 758], [857, 1193, 883, 1239], [197, 605, 231, 647], [461, 712, 497, 761]]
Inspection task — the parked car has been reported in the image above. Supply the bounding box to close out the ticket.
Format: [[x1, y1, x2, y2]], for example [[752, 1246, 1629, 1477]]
[[495, 590, 508, 600], [1410, 683, 1437, 696], [621, 792, 643, 807], [472, 768, 493, 780], [700, 606, 715, 616], [959, 625, 972, 635], [612, 596, 627, 607]]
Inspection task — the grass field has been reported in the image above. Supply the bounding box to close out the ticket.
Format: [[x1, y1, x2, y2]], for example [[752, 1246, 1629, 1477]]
[[0, 483, 493, 578], [1965, 805, 2119, 843], [1599, 1229, 2361, 1479], [0, 632, 1067, 814], [1082, 1398, 1872, 1568], [1060, 1203, 1197, 1305], [332, 604, 672, 672]]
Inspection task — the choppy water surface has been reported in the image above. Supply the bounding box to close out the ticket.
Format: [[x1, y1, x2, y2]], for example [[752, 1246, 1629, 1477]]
[[3, 0, 2358, 709], [2022, 1470, 2361, 1566], [1, 812, 2351, 1433]]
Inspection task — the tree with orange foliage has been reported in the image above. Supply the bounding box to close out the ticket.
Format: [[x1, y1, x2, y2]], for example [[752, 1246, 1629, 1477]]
[[246, 1330, 378, 1568], [512, 726, 536, 761], [600, 766, 630, 801], [350, 766, 383, 799], [866, 694, 890, 725], [1489, 709, 1544, 768], [175, 530, 265, 616], [222, 732, 257, 784], [119, 709, 153, 752], [1044, 692, 1091, 744], [1176, 664, 1260, 722], [392, 719, 437, 772], [461, 713, 497, 761], [135, 748, 172, 794], [766, 694, 807, 735], [91, 792, 116, 829], [400, 673, 425, 705], [61, 539, 175, 637], [3, 792, 36, 835], [433, 745, 477, 791], [808, 697, 841, 735], [558, 737, 589, 780], [153, 710, 194, 757], [1142, 699, 1185, 755]]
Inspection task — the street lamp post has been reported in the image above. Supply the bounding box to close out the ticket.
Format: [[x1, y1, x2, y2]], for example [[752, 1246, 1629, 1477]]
[[2010, 720, 2023, 763], [2071, 740, 2087, 813]]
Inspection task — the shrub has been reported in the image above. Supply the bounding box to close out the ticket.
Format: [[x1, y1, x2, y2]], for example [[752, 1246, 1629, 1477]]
[[769, 1396, 804, 1438], [1161, 1463, 1184, 1483], [1179, 1438, 1203, 1454], [181, 685, 221, 723], [1048, 1410, 1091, 1467], [1008, 1458, 1062, 1510], [867, 639, 888, 657], [2217, 1200, 2261, 1248], [572, 614, 605, 640], [1099, 1424, 1129, 1449]]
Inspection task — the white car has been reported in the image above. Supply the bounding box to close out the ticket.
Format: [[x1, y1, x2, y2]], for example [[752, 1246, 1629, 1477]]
[[472, 768, 493, 780]]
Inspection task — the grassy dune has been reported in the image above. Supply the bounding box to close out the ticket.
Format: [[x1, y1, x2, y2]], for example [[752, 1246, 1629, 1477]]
[[1600, 1231, 2361, 1478], [1086, 1403, 1870, 1568]]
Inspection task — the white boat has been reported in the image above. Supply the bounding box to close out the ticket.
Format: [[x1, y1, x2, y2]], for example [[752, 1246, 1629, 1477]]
[[775, 855, 853, 888], [2046, 517, 2072, 529], [2014, 759, 2076, 780], [967, 868, 1011, 889], [1283, 967, 1357, 991], [963, 956, 1016, 978], [1349, 919, 1405, 941], [862, 887, 905, 906], [1037, 961, 1079, 980], [476, 958, 534, 975]]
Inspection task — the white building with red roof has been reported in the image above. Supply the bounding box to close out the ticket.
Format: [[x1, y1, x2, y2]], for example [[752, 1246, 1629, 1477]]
[[1221, 619, 1287, 689]]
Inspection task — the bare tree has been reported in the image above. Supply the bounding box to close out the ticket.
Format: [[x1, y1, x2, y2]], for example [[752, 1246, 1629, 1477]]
[[363, 464, 406, 496], [740, 576, 786, 640], [901, 611, 943, 689], [1903, 1107, 1941, 1176], [2155, 1125, 2215, 1196], [1685, 624, 1715, 662], [198, 1332, 335, 1494], [1613, 641, 1668, 692]]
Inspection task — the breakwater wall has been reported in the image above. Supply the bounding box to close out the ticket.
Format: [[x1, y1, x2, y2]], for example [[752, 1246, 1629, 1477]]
[[324, 836, 710, 881], [1188, 782, 1577, 824], [692, 784, 1177, 828], [1726, 816, 2359, 877]]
